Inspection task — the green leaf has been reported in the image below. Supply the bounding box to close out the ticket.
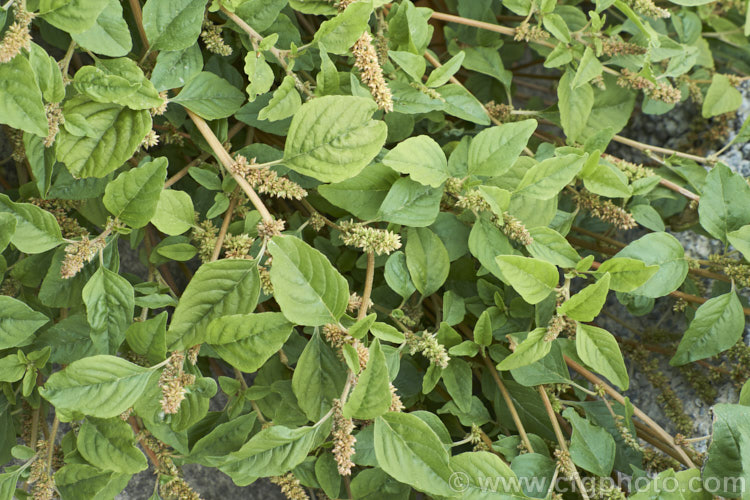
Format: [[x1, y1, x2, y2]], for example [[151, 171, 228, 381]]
[[594, 257, 659, 293], [268, 235, 349, 326], [425, 51, 464, 88], [28, 43, 65, 103], [350, 467, 411, 499], [0, 55, 48, 137], [563, 407, 615, 476], [103, 158, 167, 227], [0, 354, 26, 382], [670, 291, 745, 366], [582, 161, 632, 198], [313, 1, 373, 54], [473, 310, 493, 347], [283, 96, 387, 182], [150, 44, 203, 92], [557, 273, 610, 321], [370, 322, 405, 343], [188, 412, 257, 466], [576, 324, 629, 390], [729, 224, 750, 262], [73, 66, 139, 105], [292, 330, 347, 421], [543, 13, 571, 43], [258, 76, 301, 121], [558, 70, 594, 143], [439, 84, 491, 125], [374, 412, 455, 497], [125, 311, 167, 365], [344, 339, 392, 419], [319, 163, 399, 220], [460, 45, 512, 87], [450, 451, 525, 498], [630, 468, 710, 499], [467, 120, 537, 177], [71, 0, 132, 57], [441, 358, 473, 413], [514, 154, 586, 200], [497, 328, 552, 371], [40, 355, 152, 419], [142, 0, 208, 51], [376, 177, 442, 227], [527, 226, 580, 268], [206, 312, 294, 373], [167, 259, 260, 349], [0, 194, 63, 253], [495, 255, 558, 304], [572, 47, 603, 88], [220, 421, 331, 486], [77, 418, 147, 473], [82, 266, 135, 354], [384, 251, 416, 299], [703, 74, 742, 118], [150, 189, 195, 235], [405, 227, 450, 297], [389, 50, 426, 81], [315, 453, 341, 499], [382, 135, 448, 187], [698, 163, 750, 243], [703, 403, 750, 497], [54, 464, 123, 499], [171, 72, 245, 120], [244, 52, 274, 101], [0, 296, 49, 350], [469, 214, 516, 280], [614, 232, 688, 298], [56, 96, 152, 178]]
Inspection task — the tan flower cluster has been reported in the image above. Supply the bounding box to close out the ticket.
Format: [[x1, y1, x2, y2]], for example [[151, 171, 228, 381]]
[[617, 70, 681, 104], [201, 19, 232, 56], [514, 21, 550, 42], [151, 91, 169, 116], [159, 351, 196, 415], [60, 234, 108, 279], [223, 233, 255, 259], [455, 190, 491, 212], [270, 473, 309, 500], [259, 262, 273, 294], [44, 102, 64, 147], [0, 2, 34, 63], [308, 211, 326, 231], [141, 129, 160, 149], [331, 398, 356, 475], [187, 344, 200, 364], [161, 478, 202, 500], [28, 440, 61, 500], [405, 330, 450, 369], [444, 177, 465, 195], [347, 292, 372, 314], [500, 212, 533, 245], [232, 155, 307, 200], [485, 101, 514, 123], [339, 221, 402, 255], [627, 0, 670, 17], [257, 218, 285, 240], [602, 154, 653, 181], [554, 448, 576, 480], [322, 323, 369, 370], [601, 37, 647, 56], [191, 219, 219, 263], [574, 189, 637, 230], [352, 31, 393, 112], [389, 383, 404, 412], [30, 198, 85, 237]]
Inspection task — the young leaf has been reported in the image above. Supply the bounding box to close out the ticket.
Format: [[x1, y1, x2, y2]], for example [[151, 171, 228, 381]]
[[495, 255, 558, 304], [103, 157, 167, 228], [150, 189, 195, 235], [313, 0, 373, 54], [376, 178, 442, 227], [557, 273, 610, 322], [405, 227, 450, 297], [77, 418, 148, 473], [575, 324, 629, 390], [171, 72, 245, 120], [467, 120, 537, 177], [670, 291, 745, 366], [142, 0, 208, 51], [0, 194, 63, 254], [384, 251, 416, 299], [205, 312, 294, 373], [497, 328, 552, 371], [268, 235, 349, 326], [71, 0, 132, 57], [125, 311, 167, 365], [344, 339, 392, 419], [514, 154, 586, 200], [166, 259, 260, 349], [382, 135, 449, 187], [425, 51, 465, 88], [374, 412, 455, 497], [563, 407, 616, 476], [526, 227, 581, 268], [40, 355, 152, 419], [473, 309, 493, 347], [82, 267, 135, 354], [0, 296, 49, 350], [258, 76, 301, 121], [283, 96, 387, 182], [292, 331, 347, 421]]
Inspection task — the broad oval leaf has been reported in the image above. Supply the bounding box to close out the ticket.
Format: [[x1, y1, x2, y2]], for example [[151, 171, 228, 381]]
[[614, 232, 688, 298], [405, 227, 450, 297], [283, 96, 387, 182], [268, 235, 349, 326], [382, 135, 448, 187], [103, 158, 168, 228], [0, 194, 63, 254], [142, 0, 208, 51], [575, 324, 629, 390], [171, 72, 245, 120], [495, 255, 558, 304], [344, 339, 392, 419], [0, 296, 49, 349], [77, 418, 148, 473], [0, 55, 48, 137]]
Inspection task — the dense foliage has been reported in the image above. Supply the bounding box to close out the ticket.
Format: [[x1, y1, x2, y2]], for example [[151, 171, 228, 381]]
[[3, 0, 750, 498]]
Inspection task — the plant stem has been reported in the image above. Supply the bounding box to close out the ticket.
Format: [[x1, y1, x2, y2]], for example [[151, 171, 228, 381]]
[[46, 415, 59, 471], [563, 355, 697, 468], [128, 416, 161, 468], [186, 110, 274, 224], [210, 189, 240, 262], [538, 386, 590, 500], [128, 0, 149, 51], [611, 134, 711, 165], [358, 252, 375, 321]]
